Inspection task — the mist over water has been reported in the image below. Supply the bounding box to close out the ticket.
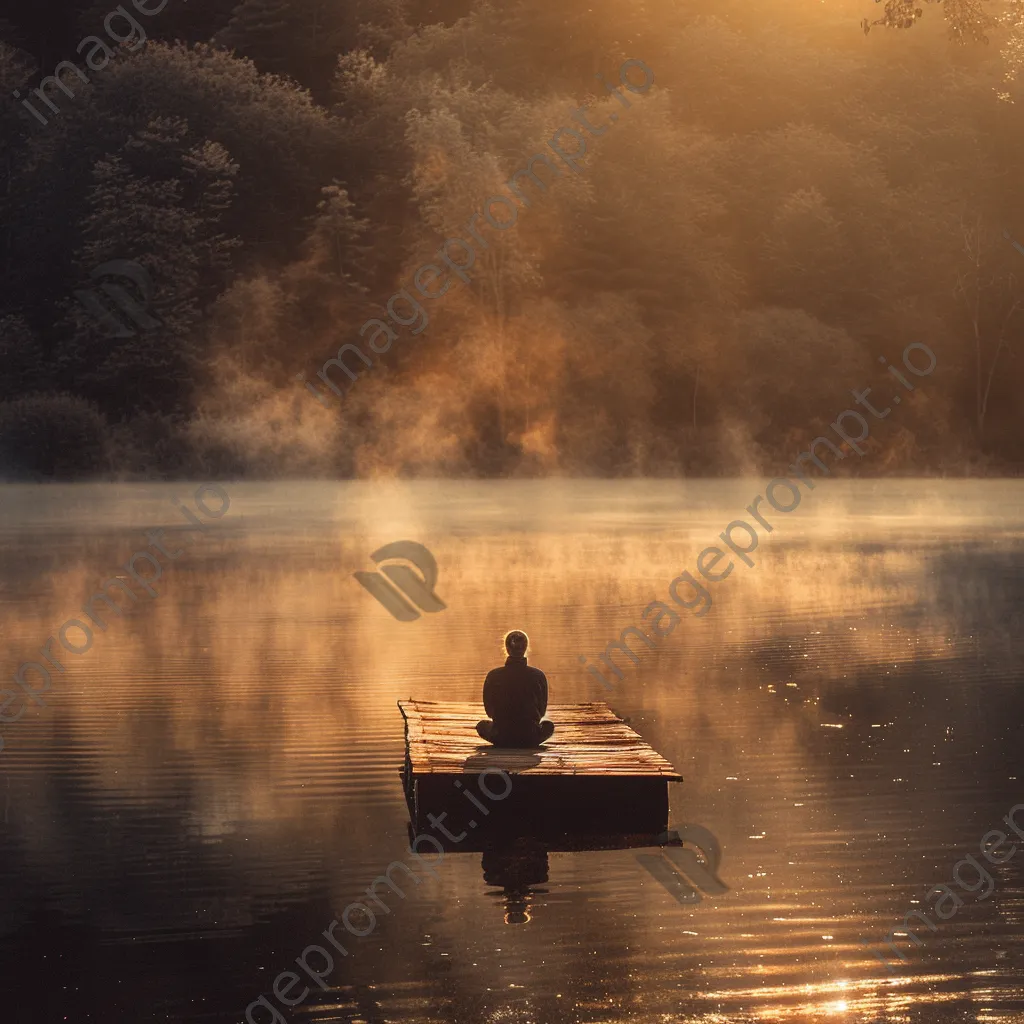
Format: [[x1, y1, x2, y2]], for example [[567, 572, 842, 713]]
[[0, 479, 1021, 1023]]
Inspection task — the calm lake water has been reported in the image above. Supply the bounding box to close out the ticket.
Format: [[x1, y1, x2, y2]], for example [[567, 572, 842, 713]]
[[0, 479, 1022, 1024]]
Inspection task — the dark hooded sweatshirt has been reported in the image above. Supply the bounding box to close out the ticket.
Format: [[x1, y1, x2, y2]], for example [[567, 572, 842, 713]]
[[482, 655, 548, 740]]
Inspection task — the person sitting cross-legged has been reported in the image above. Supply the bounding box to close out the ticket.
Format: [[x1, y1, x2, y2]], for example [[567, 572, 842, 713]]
[[476, 630, 555, 748]]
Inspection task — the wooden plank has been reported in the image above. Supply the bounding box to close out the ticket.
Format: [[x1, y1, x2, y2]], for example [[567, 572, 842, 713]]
[[398, 700, 683, 781]]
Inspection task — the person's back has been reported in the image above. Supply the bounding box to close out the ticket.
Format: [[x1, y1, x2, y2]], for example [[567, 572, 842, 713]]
[[476, 630, 555, 747]]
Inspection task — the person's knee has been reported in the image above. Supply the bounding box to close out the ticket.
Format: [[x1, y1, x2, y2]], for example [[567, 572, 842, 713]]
[[540, 720, 555, 741]]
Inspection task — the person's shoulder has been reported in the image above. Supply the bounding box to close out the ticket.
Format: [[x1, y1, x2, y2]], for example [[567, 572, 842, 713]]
[[528, 665, 547, 681]]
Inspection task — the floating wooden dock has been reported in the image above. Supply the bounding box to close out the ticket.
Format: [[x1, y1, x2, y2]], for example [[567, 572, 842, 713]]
[[399, 700, 683, 841]]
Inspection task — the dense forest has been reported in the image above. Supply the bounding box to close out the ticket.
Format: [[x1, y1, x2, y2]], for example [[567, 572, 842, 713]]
[[2, 0, 1024, 479]]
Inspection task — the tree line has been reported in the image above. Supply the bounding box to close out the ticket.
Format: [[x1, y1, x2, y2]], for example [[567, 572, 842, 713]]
[[1, 0, 1023, 479]]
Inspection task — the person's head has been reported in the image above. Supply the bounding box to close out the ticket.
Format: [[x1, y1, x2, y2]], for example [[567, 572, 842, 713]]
[[504, 630, 528, 657]]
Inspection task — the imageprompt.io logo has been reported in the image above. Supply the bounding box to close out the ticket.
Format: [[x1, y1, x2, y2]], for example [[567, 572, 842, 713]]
[[354, 540, 447, 622], [74, 259, 161, 338], [636, 823, 730, 906]]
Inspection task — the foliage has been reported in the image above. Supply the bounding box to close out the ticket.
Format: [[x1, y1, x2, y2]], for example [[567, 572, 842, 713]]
[[862, 0, 992, 42], [53, 117, 242, 418], [1, 0, 1024, 477], [0, 393, 109, 479]]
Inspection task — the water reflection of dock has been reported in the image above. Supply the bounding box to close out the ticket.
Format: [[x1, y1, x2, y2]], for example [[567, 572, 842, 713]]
[[399, 698, 702, 923]]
